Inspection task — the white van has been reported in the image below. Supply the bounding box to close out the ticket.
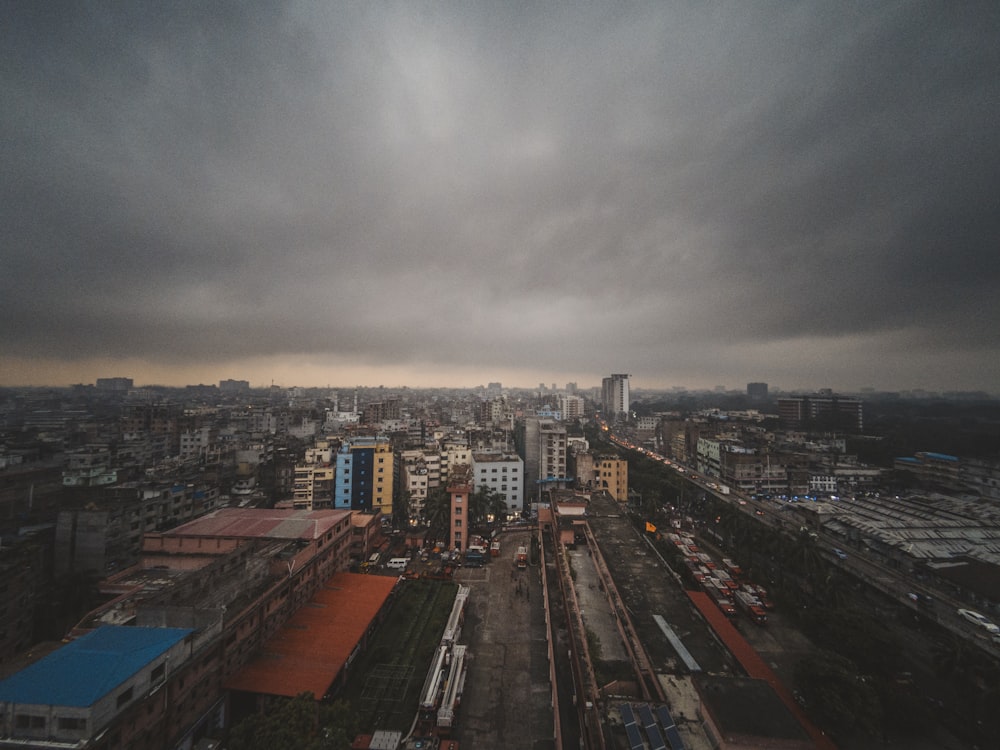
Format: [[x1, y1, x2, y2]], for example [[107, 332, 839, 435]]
[[386, 558, 409, 571]]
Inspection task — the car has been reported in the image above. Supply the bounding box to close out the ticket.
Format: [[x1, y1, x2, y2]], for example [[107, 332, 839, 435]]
[[958, 608, 1000, 633], [832, 548, 848, 560]]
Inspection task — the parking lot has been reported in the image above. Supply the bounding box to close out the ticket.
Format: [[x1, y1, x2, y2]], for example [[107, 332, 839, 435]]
[[450, 529, 555, 750]]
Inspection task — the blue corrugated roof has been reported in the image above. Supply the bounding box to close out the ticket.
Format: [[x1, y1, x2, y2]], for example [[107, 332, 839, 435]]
[[923, 452, 959, 462], [0, 626, 192, 707]]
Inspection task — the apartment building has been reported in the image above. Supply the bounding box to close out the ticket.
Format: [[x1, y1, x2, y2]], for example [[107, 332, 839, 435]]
[[558, 394, 585, 421], [595, 455, 628, 503], [54, 481, 222, 577], [334, 437, 394, 516], [601, 373, 630, 421], [471, 452, 524, 516], [291, 463, 335, 510], [778, 393, 863, 432], [447, 468, 472, 551]]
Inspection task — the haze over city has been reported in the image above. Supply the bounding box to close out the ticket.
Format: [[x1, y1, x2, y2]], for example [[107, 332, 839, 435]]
[[3, 3, 999, 393]]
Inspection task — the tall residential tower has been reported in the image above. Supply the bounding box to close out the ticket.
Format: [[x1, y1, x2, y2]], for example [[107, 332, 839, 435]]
[[602, 373, 631, 421]]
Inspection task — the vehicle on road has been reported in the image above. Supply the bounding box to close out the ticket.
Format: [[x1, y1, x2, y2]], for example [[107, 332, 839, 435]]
[[958, 608, 1000, 633]]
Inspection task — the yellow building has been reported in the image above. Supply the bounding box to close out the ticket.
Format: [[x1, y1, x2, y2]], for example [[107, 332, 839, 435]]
[[597, 455, 629, 503], [335, 437, 394, 516]]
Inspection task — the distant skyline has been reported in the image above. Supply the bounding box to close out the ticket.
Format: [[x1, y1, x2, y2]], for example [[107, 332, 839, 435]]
[[3, 3, 999, 395]]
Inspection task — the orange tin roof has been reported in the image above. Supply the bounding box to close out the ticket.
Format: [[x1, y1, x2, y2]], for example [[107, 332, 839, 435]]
[[226, 572, 399, 699]]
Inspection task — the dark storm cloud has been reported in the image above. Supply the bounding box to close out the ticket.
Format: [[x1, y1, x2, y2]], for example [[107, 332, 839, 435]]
[[2, 1, 999, 389]]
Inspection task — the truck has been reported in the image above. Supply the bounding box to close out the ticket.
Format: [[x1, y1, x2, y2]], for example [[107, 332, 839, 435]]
[[515, 546, 528, 569], [464, 549, 485, 568], [735, 590, 768, 624], [709, 590, 737, 617]]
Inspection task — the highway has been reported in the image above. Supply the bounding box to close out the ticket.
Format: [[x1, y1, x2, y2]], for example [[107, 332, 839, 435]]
[[598, 420, 1000, 659]]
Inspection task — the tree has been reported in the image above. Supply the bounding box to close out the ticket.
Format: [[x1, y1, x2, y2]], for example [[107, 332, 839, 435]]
[[483, 487, 508, 527], [393, 490, 412, 530], [423, 486, 451, 544]]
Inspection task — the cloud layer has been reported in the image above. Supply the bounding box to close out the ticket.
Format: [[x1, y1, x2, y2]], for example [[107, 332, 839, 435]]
[[3, 2, 999, 391]]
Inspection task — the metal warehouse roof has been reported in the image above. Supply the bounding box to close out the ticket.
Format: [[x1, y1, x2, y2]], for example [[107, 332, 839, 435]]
[[0, 626, 192, 708], [225, 572, 399, 699], [165, 507, 351, 541]]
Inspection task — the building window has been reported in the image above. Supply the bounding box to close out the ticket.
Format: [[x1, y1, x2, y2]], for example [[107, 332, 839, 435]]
[[151, 663, 165, 685], [117, 686, 134, 708], [58, 717, 86, 731], [454, 520, 462, 528], [15, 715, 31, 729]]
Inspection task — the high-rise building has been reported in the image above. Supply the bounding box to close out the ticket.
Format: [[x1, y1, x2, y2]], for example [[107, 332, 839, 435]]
[[778, 393, 863, 432], [747, 382, 768, 400], [96, 377, 133, 392], [558, 394, 585, 421], [519, 417, 568, 506], [601, 373, 631, 420], [334, 437, 394, 515], [219, 379, 250, 393]]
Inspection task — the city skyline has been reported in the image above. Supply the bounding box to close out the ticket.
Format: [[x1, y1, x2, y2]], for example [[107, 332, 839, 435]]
[[3, 3, 999, 394]]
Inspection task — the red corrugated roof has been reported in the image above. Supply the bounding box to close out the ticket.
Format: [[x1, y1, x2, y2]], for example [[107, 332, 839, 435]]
[[166, 507, 352, 541], [225, 572, 399, 699], [687, 591, 837, 750]]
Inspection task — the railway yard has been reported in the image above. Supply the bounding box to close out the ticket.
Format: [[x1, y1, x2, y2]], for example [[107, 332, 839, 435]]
[[429, 491, 834, 750]]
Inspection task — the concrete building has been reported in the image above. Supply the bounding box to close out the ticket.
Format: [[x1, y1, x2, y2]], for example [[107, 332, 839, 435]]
[[893, 451, 962, 491], [520, 418, 568, 506], [178, 426, 217, 461], [471, 452, 524, 516], [0, 538, 47, 667], [601, 374, 631, 421], [0, 507, 360, 749], [95, 377, 133, 392], [778, 393, 863, 432], [396, 449, 443, 522], [558, 394, 585, 421], [61, 447, 117, 488], [291, 463, 335, 510], [0, 626, 195, 749], [334, 437, 394, 516], [54, 481, 222, 577], [595, 455, 629, 503], [447, 469, 472, 551]]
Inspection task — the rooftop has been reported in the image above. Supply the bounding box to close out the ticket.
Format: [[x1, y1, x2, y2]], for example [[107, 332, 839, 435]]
[[0, 625, 192, 707], [165, 507, 351, 541], [225, 572, 398, 699]]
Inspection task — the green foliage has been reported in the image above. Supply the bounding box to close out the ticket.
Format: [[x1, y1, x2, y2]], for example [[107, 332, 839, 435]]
[[422, 486, 450, 540]]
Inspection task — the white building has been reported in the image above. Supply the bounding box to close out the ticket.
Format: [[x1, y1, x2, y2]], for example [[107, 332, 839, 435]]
[[602, 373, 630, 420], [471, 452, 525, 516]]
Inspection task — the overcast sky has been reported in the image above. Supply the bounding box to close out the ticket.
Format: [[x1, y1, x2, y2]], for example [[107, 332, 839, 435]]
[[3, 2, 999, 393]]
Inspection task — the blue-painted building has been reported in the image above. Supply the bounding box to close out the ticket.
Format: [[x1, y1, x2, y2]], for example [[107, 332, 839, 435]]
[[334, 437, 393, 516], [0, 625, 193, 746]]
